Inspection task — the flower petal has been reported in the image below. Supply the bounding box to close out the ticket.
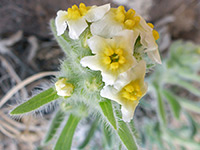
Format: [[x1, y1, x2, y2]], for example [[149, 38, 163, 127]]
[[85, 4, 110, 22], [114, 30, 139, 54], [80, 56, 101, 71], [55, 10, 68, 36], [114, 60, 146, 90], [147, 49, 162, 64], [90, 10, 123, 38], [140, 30, 158, 52], [100, 85, 120, 103], [87, 36, 109, 54], [67, 17, 88, 39], [121, 101, 139, 122]]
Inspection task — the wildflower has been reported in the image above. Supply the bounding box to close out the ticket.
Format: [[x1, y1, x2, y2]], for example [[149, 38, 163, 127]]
[[80, 30, 137, 85], [90, 6, 161, 64], [100, 60, 148, 122], [90, 6, 151, 38], [55, 78, 74, 97], [55, 3, 110, 39]]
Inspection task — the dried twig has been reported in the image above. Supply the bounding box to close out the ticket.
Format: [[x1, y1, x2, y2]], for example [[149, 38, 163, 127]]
[[0, 111, 45, 132], [0, 120, 20, 135], [0, 31, 22, 54], [0, 125, 16, 138], [0, 55, 28, 99], [0, 71, 58, 109]]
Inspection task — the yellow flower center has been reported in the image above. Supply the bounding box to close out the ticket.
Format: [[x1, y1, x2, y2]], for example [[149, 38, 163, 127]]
[[115, 6, 140, 29], [67, 3, 90, 20], [120, 80, 142, 101], [147, 23, 159, 40], [102, 47, 126, 70]]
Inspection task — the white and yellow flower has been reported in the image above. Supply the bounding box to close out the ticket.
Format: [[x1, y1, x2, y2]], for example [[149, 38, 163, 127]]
[[100, 60, 148, 122], [90, 6, 150, 38], [55, 3, 110, 39], [80, 30, 138, 85], [55, 78, 74, 97], [90, 6, 161, 64]]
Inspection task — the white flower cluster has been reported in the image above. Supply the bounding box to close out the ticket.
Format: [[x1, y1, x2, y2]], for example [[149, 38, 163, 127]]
[[55, 3, 161, 122]]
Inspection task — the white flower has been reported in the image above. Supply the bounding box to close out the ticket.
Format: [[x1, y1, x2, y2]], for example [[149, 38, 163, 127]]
[[55, 78, 74, 97], [90, 6, 150, 38], [80, 30, 138, 85], [100, 60, 148, 122], [90, 5, 161, 64], [55, 3, 110, 39]]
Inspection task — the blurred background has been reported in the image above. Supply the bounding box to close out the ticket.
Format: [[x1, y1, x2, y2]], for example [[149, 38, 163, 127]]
[[0, 0, 200, 150]]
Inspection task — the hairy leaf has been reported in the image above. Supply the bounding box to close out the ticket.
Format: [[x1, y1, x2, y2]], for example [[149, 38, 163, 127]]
[[10, 88, 59, 115], [43, 110, 65, 144], [54, 114, 81, 150], [99, 99, 117, 129], [79, 119, 99, 149]]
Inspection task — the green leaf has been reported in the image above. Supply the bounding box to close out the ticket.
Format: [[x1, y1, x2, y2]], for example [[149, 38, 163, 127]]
[[167, 78, 200, 97], [154, 84, 167, 125], [117, 120, 138, 150], [162, 128, 200, 150], [54, 114, 81, 150], [103, 124, 112, 148], [162, 90, 181, 119], [179, 72, 200, 83], [114, 110, 138, 150], [43, 110, 65, 144], [185, 112, 197, 138], [176, 97, 200, 114], [10, 88, 59, 115], [79, 119, 99, 149], [99, 99, 117, 129]]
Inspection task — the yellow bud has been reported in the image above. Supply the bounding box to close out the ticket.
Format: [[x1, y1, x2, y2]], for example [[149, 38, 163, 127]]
[[118, 56, 126, 64], [117, 6, 125, 12], [79, 3, 86, 8], [110, 62, 119, 70], [103, 56, 111, 64], [153, 30, 159, 40], [104, 48, 114, 56], [147, 23, 154, 28], [125, 19, 135, 29], [72, 5, 79, 10], [126, 9, 136, 18], [115, 12, 125, 23], [133, 16, 140, 25], [67, 8, 73, 13]]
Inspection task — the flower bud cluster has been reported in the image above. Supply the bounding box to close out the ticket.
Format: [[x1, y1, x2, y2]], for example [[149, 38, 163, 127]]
[[55, 3, 161, 122]]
